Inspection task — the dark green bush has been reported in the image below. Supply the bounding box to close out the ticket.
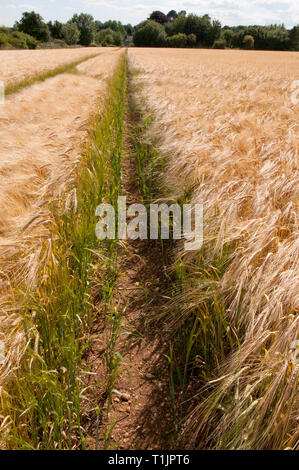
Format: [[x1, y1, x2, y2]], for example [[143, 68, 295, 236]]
[[8, 37, 28, 49], [133, 20, 166, 47], [7, 31, 38, 49], [112, 31, 123, 46], [243, 34, 254, 50], [187, 33, 197, 46], [290, 25, 299, 51], [0, 32, 8, 46], [102, 34, 114, 46], [212, 38, 226, 49], [0, 26, 10, 34], [8, 31, 28, 49], [22, 32, 38, 49], [95, 28, 123, 46], [166, 33, 187, 48], [222, 29, 234, 47], [53, 39, 67, 47], [96, 28, 113, 44]]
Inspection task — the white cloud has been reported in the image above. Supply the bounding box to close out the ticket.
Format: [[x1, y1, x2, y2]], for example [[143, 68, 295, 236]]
[[1, 0, 298, 27], [19, 3, 40, 8]]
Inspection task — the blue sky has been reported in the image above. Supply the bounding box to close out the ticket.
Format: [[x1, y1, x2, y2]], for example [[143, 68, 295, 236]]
[[1, 0, 298, 27]]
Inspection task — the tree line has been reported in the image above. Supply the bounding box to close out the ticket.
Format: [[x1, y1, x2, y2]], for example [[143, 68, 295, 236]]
[[135, 10, 299, 50], [0, 10, 298, 51], [0, 12, 133, 49]]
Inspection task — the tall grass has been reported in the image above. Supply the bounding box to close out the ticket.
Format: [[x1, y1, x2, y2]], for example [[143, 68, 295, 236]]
[[1, 54, 126, 450]]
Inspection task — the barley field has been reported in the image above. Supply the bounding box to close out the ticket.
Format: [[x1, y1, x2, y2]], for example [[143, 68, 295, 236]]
[[129, 48, 299, 449], [0, 46, 298, 450], [0, 48, 124, 447]]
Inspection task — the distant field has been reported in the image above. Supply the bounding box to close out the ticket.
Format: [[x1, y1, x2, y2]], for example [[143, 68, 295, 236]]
[[129, 48, 299, 449], [0, 47, 108, 86]]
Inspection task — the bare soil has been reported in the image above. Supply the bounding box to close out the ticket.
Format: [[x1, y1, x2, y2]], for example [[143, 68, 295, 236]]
[[82, 115, 176, 450]]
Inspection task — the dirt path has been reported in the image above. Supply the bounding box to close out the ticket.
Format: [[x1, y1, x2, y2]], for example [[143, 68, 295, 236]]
[[82, 75, 176, 450]]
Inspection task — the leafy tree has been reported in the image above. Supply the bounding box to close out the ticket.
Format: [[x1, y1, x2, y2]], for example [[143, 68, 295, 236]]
[[96, 28, 114, 44], [62, 22, 80, 45], [112, 31, 123, 46], [184, 14, 200, 36], [196, 15, 218, 46], [102, 34, 114, 46], [48, 20, 64, 39], [243, 34, 254, 49], [231, 31, 244, 48], [100, 20, 125, 35], [165, 21, 175, 36], [167, 10, 178, 21], [94, 20, 103, 31], [290, 25, 299, 50], [222, 29, 234, 47], [95, 28, 122, 46], [172, 14, 221, 46], [166, 33, 187, 47], [102, 34, 113, 47], [187, 33, 197, 47], [134, 20, 147, 31], [125, 24, 134, 35], [15, 11, 50, 42], [149, 11, 169, 25], [178, 10, 187, 17], [241, 26, 266, 49], [172, 14, 187, 34], [265, 27, 289, 50], [133, 20, 166, 46], [210, 19, 222, 45], [71, 13, 95, 46]]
